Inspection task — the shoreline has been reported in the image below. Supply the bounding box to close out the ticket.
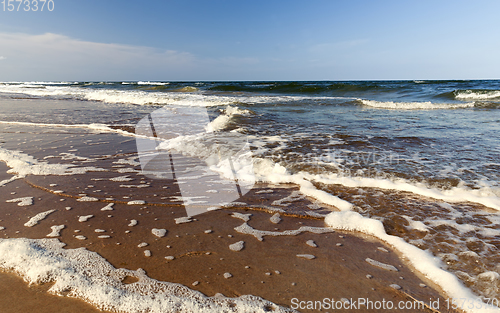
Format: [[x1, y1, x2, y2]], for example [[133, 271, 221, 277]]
[[0, 177, 459, 313], [0, 122, 465, 312]]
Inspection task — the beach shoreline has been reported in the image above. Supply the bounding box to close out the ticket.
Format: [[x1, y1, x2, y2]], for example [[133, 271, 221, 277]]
[[0, 122, 463, 313]]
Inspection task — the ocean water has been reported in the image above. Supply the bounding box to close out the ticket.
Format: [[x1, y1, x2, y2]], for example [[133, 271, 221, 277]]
[[1, 80, 500, 310]]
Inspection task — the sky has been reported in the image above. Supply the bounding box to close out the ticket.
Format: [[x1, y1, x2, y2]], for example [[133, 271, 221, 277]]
[[0, 0, 499, 81]]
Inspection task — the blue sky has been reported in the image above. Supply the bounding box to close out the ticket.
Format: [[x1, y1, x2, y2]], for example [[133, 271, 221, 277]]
[[0, 0, 499, 81]]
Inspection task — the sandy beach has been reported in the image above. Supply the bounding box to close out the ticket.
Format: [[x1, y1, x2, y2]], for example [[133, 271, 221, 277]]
[[0, 122, 462, 313], [2, 1, 500, 310]]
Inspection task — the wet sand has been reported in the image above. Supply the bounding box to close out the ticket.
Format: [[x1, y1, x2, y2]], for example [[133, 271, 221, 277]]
[[0, 124, 459, 312], [0, 271, 111, 313]]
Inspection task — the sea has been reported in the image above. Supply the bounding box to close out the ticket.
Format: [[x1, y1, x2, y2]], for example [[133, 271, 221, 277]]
[[0, 80, 500, 311]]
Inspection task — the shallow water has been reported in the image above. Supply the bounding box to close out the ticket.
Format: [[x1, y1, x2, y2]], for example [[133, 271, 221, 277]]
[[1, 80, 500, 308]]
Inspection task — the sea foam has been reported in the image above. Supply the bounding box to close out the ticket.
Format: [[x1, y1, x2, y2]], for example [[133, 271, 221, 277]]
[[325, 211, 500, 313], [0, 146, 107, 182], [0, 238, 293, 313], [454, 89, 500, 100], [306, 173, 500, 211], [360, 99, 475, 110]]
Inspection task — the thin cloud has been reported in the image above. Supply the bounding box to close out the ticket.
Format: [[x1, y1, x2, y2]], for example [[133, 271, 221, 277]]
[[0, 32, 263, 81], [0, 32, 197, 80], [0, 56, 6, 60]]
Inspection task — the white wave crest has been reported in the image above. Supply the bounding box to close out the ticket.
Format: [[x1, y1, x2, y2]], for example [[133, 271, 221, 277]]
[[455, 90, 500, 100], [137, 81, 170, 85], [360, 99, 474, 110], [0, 83, 352, 107], [206, 106, 251, 132]]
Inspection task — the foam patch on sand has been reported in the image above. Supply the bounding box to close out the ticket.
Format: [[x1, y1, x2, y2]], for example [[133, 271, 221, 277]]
[[46, 225, 65, 237], [175, 217, 193, 224], [79, 215, 94, 222], [272, 191, 305, 206], [110, 175, 134, 182], [235, 223, 334, 241], [58, 152, 95, 162], [229, 241, 245, 252], [0, 175, 19, 187], [325, 211, 500, 313], [151, 228, 167, 238], [101, 203, 114, 211], [255, 189, 274, 194], [113, 157, 141, 167], [231, 212, 252, 222], [0, 238, 293, 313], [24, 209, 56, 227], [306, 240, 317, 248], [232, 213, 334, 241], [269, 213, 281, 224], [296, 254, 316, 260], [0, 146, 107, 183], [6, 196, 33, 206], [120, 184, 150, 188], [365, 258, 398, 272], [127, 200, 146, 205], [77, 196, 99, 202]]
